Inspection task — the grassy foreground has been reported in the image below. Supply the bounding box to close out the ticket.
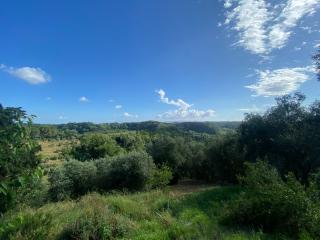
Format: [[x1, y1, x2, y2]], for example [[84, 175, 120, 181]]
[[1, 184, 287, 240]]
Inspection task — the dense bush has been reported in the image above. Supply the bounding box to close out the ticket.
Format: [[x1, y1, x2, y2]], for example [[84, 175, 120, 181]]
[[107, 152, 155, 191], [48, 160, 97, 201], [192, 133, 244, 183], [70, 133, 122, 161], [148, 165, 173, 189], [223, 161, 320, 238], [49, 152, 157, 200]]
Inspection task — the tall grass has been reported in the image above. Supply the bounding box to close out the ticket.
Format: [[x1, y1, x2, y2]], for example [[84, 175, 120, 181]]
[[0, 187, 290, 240]]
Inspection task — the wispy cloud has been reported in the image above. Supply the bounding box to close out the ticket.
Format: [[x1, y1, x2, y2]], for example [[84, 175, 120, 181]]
[[115, 105, 122, 109], [79, 96, 89, 102], [123, 112, 138, 118], [224, 0, 320, 55], [238, 105, 263, 112], [269, 0, 319, 50], [246, 66, 315, 96], [58, 115, 68, 120], [156, 89, 215, 121], [225, 0, 271, 54], [1, 64, 51, 84]]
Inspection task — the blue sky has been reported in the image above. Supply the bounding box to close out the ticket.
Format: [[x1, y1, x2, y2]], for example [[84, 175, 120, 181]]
[[0, 0, 319, 123]]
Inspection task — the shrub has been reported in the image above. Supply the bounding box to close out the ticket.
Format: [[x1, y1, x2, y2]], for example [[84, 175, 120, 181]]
[[195, 133, 245, 184], [148, 165, 173, 189], [107, 151, 155, 191], [94, 157, 113, 191], [223, 161, 320, 238], [48, 160, 97, 201], [70, 133, 123, 161], [48, 152, 157, 200]]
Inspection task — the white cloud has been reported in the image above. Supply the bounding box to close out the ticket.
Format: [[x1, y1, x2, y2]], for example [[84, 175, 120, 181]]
[[225, 0, 271, 54], [58, 115, 67, 120], [246, 66, 315, 96], [158, 109, 215, 121], [46, 97, 52, 101], [115, 105, 122, 109], [79, 96, 89, 102], [269, 0, 319, 50], [1, 64, 51, 84], [123, 112, 138, 118], [157, 89, 192, 110], [224, 0, 320, 55], [224, 0, 234, 8], [156, 89, 215, 121], [238, 105, 263, 112]]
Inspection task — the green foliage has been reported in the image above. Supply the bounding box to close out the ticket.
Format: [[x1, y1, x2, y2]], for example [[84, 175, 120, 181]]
[[0, 212, 52, 240], [148, 165, 173, 189], [0, 187, 287, 240], [148, 135, 187, 183], [193, 133, 245, 183], [70, 133, 123, 161], [15, 167, 47, 207], [168, 209, 210, 239], [223, 161, 320, 238], [59, 204, 130, 240], [107, 151, 155, 191], [48, 160, 97, 201], [238, 93, 320, 183], [238, 160, 282, 187], [114, 132, 145, 152], [0, 104, 41, 213], [49, 152, 156, 200]]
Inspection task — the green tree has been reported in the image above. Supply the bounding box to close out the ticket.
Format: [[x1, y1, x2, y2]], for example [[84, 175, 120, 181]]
[[238, 93, 320, 183], [0, 104, 41, 213], [70, 133, 122, 161], [114, 132, 145, 152], [148, 135, 186, 183], [194, 133, 244, 183]]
